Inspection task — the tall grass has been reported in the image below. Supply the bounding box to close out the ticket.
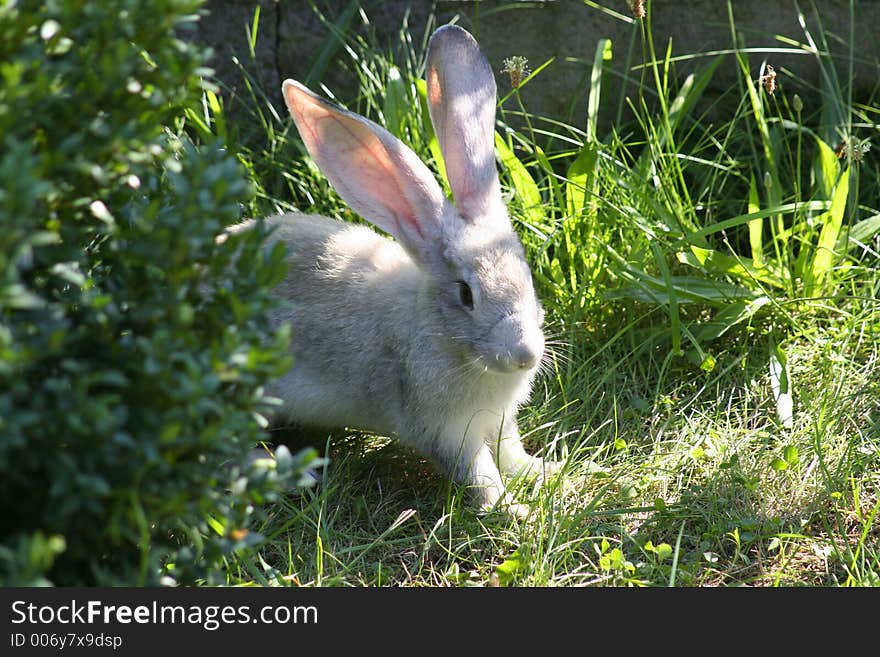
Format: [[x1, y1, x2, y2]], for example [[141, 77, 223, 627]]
[[195, 0, 879, 586]]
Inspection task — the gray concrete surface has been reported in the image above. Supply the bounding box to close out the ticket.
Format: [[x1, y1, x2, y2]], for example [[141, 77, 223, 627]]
[[192, 1, 880, 133]]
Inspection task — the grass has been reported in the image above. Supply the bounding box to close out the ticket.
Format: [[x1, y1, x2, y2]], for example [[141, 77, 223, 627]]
[[198, 1, 880, 586]]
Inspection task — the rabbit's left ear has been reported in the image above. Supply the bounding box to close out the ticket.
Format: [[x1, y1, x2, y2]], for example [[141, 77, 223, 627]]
[[283, 80, 447, 266], [426, 25, 503, 223]]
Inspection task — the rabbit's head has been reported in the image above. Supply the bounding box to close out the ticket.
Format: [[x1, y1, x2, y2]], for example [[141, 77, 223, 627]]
[[282, 25, 544, 375]]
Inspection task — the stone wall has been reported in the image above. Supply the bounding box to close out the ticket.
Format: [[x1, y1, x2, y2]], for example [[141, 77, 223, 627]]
[[193, 1, 880, 131]]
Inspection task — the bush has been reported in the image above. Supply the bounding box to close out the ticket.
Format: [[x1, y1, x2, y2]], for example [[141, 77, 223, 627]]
[[0, 0, 313, 585]]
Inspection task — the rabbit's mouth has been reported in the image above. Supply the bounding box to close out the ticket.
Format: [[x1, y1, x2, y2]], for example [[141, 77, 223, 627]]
[[457, 349, 538, 376], [489, 349, 542, 374], [477, 314, 544, 374], [465, 342, 542, 375]]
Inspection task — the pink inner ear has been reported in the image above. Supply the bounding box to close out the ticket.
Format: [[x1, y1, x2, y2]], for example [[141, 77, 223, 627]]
[[285, 83, 423, 239], [427, 66, 442, 106]]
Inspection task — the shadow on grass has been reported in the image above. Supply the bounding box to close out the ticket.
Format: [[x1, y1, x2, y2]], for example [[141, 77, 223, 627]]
[[248, 423, 512, 585]]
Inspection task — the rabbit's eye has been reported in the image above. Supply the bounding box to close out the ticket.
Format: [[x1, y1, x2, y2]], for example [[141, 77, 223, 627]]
[[457, 280, 474, 310]]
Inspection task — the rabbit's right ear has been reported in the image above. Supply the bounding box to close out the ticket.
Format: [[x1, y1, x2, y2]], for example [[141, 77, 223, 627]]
[[283, 80, 447, 264], [426, 25, 503, 223]]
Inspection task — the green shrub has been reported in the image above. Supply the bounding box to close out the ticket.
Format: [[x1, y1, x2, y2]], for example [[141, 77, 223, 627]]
[[0, 0, 313, 585]]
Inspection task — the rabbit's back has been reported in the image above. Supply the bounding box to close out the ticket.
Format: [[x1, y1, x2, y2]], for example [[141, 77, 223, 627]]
[[260, 213, 421, 431]]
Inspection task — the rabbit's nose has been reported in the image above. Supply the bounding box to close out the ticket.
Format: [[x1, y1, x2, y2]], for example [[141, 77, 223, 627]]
[[490, 313, 544, 372], [510, 335, 544, 370], [511, 341, 541, 370]]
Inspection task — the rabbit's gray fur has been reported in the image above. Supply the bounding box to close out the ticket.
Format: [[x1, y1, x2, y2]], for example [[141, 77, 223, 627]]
[[240, 25, 554, 512]]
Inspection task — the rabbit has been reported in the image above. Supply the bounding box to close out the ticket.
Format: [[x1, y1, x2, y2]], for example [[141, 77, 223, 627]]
[[240, 24, 556, 514]]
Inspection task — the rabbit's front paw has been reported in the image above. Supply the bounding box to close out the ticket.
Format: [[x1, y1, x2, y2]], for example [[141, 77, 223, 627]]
[[539, 458, 564, 478], [506, 455, 563, 482], [470, 481, 529, 518], [479, 496, 530, 519]]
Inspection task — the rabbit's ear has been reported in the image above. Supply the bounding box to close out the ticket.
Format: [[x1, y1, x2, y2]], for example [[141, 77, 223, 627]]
[[283, 80, 446, 263], [426, 25, 502, 223]]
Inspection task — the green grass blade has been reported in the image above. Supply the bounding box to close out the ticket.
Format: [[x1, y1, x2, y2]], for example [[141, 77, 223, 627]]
[[796, 3, 847, 144], [748, 174, 764, 268], [693, 296, 772, 343], [533, 145, 564, 216], [495, 131, 545, 230], [668, 522, 686, 587], [608, 273, 758, 305], [846, 213, 880, 247], [565, 142, 598, 218], [304, 0, 359, 89], [586, 38, 612, 142], [651, 241, 681, 354], [675, 201, 831, 245], [248, 4, 260, 55], [769, 339, 793, 430], [382, 66, 407, 138], [808, 166, 850, 296], [731, 24, 777, 186], [814, 135, 840, 198], [677, 245, 787, 290], [667, 56, 723, 134], [732, 22, 783, 246]]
